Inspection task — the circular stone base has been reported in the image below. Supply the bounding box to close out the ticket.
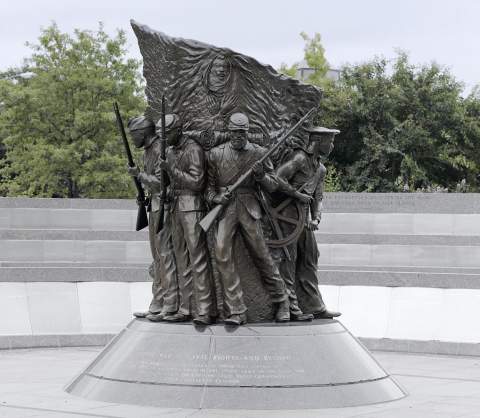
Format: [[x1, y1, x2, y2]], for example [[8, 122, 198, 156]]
[[66, 319, 406, 409]]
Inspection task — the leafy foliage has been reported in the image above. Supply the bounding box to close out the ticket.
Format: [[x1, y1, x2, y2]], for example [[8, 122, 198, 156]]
[[0, 23, 145, 197], [321, 53, 480, 191], [281, 33, 480, 192], [278, 62, 298, 78], [1, 26, 479, 196], [300, 32, 329, 87], [278, 32, 330, 88]]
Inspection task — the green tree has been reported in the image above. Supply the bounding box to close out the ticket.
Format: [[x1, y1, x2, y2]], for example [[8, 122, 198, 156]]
[[321, 52, 480, 192], [0, 23, 145, 198], [300, 32, 329, 87], [277, 32, 340, 190], [278, 32, 330, 88], [278, 62, 298, 78], [280, 32, 480, 192]]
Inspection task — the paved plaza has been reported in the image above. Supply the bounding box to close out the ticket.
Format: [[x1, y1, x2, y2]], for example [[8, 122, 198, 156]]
[[0, 346, 480, 417]]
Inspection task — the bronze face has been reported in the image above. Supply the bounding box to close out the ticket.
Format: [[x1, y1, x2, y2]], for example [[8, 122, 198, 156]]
[[310, 133, 335, 157], [208, 55, 229, 92], [130, 129, 147, 148], [230, 130, 248, 150], [166, 127, 182, 147]]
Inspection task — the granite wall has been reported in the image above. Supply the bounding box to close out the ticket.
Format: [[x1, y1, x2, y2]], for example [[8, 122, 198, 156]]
[[1, 194, 480, 354]]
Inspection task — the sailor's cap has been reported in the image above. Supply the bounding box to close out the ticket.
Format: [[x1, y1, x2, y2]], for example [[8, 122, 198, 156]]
[[305, 126, 340, 135]]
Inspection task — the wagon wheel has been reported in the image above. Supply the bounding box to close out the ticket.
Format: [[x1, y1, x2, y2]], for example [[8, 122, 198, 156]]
[[265, 197, 305, 248]]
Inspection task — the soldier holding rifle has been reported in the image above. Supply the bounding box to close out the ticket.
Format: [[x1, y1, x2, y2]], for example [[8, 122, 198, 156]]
[[204, 112, 299, 325], [155, 114, 215, 325], [125, 115, 179, 320]]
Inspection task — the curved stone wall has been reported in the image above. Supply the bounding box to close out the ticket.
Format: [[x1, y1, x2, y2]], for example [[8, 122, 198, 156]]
[[1, 194, 480, 354]]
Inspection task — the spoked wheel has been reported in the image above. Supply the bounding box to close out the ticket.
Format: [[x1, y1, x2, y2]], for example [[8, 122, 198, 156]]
[[265, 196, 305, 249]]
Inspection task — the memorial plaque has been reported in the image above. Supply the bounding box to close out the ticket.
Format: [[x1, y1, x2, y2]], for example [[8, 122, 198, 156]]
[[67, 319, 405, 409]]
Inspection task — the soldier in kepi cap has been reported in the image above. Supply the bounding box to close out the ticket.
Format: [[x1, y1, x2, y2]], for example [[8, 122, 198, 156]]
[[155, 114, 215, 325], [206, 112, 290, 325], [275, 126, 341, 319], [127, 116, 179, 321]]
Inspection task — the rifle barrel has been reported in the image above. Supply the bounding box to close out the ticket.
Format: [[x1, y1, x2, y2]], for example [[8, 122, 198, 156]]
[[113, 101, 148, 231], [228, 106, 317, 195], [114, 102, 135, 167], [199, 106, 317, 232], [113, 102, 146, 201]]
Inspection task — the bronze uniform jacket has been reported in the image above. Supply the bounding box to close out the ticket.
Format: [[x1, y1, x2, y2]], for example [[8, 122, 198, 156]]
[[166, 137, 206, 212], [139, 136, 163, 212], [275, 149, 326, 220], [206, 141, 277, 220]]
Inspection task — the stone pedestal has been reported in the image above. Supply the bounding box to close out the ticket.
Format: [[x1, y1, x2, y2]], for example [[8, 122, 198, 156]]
[[66, 319, 406, 409]]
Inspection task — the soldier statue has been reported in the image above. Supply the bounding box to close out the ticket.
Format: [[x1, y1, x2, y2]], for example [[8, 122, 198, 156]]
[[275, 126, 341, 318], [206, 113, 290, 325], [155, 114, 216, 325], [118, 23, 344, 327], [126, 116, 179, 320]]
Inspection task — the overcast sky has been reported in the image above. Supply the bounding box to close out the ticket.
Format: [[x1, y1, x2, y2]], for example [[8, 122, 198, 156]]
[[1, 0, 478, 93]]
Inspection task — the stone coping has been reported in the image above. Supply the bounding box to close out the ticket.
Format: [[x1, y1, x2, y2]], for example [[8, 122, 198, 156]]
[[316, 233, 480, 246], [0, 197, 137, 209], [0, 333, 478, 357], [322, 193, 480, 213], [0, 265, 150, 282], [1, 193, 480, 213], [3, 229, 480, 246], [0, 229, 148, 241], [316, 267, 480, 289], [1, 266, 480, 289]]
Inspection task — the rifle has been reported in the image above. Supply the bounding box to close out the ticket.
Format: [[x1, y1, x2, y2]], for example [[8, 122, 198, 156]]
[[113, 102, 149, 232], [199, 106, 317, 232], [155, 96, 167, 233]]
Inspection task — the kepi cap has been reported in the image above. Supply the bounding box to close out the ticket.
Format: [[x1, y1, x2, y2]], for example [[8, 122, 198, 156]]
[[228, 113, 249, 131], [127, 116, 155, 132], [156, 114, 181, 132]]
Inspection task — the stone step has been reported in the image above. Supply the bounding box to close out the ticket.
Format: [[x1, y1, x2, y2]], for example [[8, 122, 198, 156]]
[[320, 192, 480, 214], [0, 197, 137, 210], [317, 265, 480, 289], [0, 239, 151, 263], [0, 264, 150, 282], [2, 238, 480, 268], [0, 261, 149, 268], [319, 212, 480, 236], [3, 207, 480, 235], [0, 207, 138, 231], [317, 243, 480, 268], [0, 228, 148, 241], [2, 194, 480, 213], [315, 233, 480, 246], [1, 262, 479, 289], [317, 264, 480, 274], [3, 229, 480, 246]]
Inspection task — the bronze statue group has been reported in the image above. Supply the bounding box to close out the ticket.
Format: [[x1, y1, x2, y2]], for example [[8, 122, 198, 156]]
[[127, 111, 341, 326]]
